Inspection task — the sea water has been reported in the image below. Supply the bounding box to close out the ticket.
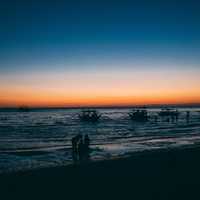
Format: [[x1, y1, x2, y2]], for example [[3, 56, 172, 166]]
[[0, 107, 200, 173]]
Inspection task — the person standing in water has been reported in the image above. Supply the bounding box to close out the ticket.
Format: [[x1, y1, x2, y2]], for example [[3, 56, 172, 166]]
[[186, 111, 190, 123]]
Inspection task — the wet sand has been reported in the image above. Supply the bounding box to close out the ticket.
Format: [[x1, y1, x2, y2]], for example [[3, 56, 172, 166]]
[[1, 146, 200, 200]]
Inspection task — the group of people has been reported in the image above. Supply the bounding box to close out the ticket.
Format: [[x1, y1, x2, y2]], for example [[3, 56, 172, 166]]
[[71, 134, 90, 162]]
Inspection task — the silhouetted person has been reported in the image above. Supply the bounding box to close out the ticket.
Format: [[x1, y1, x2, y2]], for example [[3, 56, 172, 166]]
[[72, 136, 77, 151], [175, 110, 179, 122], [72, 135, 78, 162], [186, 111, 190, 123], [84, 134, 90, 150], [84, 134, 90, 160], [92, 112, 98, 119], [71, 134, 82, 162], [72, 134, 91, 163], [166, 117, 170, 123], [78, 136, 84, 161]]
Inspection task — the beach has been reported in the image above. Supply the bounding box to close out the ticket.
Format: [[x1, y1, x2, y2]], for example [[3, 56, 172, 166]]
[[1, 145, 200, 200], [1, 0, 200, 199]]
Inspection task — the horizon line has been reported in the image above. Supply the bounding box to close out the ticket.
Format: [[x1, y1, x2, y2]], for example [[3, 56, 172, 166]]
[[0, 102, 200, 109]]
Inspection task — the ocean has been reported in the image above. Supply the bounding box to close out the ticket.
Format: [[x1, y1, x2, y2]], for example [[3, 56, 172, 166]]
[[0, 107, 200, 173]]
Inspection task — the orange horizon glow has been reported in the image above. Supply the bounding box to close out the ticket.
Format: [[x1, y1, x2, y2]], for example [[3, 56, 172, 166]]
[[1, 67, 200, 107], [1, 91, 200, 107]]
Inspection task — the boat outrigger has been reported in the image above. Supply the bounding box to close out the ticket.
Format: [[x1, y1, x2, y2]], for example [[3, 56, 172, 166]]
[[129, 108, 149, 122], [158, 108, 179, 117], [78, 110, 101, 122]]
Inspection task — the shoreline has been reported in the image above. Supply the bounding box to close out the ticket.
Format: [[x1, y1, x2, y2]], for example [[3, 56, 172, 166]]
[[1, 143, 200, 175], [1, 144, 200, 199]]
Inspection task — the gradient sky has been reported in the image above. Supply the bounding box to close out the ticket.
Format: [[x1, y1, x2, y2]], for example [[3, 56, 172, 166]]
[[0, 0, 200, 107]]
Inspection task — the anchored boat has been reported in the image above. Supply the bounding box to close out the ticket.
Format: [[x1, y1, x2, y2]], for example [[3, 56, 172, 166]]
[[18, 106, 31, 112], [78, 110, 101, 122], [129, 108, 149, 122]]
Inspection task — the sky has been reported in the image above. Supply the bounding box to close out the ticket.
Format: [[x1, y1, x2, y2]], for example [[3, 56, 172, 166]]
[[0, 0, 200, 107]]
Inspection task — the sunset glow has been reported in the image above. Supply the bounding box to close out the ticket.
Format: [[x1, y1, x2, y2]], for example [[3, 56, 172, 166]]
[[0, 0, 200, 107], [1, 67, 200, 107]]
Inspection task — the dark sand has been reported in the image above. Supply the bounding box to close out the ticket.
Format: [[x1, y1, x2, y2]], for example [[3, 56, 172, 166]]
[[1, 146, 200, 200]]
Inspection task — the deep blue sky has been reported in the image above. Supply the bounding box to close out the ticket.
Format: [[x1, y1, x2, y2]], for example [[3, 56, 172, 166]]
[[0, 0, 200, 72], [1, 0, 200, 106]]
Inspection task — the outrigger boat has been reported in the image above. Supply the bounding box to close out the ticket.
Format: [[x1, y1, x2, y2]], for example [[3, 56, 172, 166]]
[[78, 110, 101, 122], [129, 108, 149, 122], [18, 106, 30, 112]]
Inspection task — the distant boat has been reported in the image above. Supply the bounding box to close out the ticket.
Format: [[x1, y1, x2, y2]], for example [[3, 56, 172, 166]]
[[18, 106, 30, 112], [129, 108, 149, 122], [158, 108, 179, 117], [78, 109, 101, 122]]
